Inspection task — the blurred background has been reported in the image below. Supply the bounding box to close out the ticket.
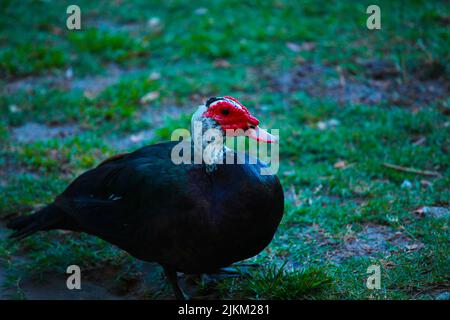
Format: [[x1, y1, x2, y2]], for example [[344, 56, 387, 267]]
[[0, 0, 448, 299]]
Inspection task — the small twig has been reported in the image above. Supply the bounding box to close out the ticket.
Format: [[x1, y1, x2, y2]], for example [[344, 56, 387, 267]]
[[336, 66, 346, 107], [412, 137, 426, 146], [382, 163, 441, 177]]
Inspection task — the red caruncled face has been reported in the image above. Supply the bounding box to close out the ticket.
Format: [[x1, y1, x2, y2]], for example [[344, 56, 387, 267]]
[[202, 96, 277, 143], [202, 96, 259, 131]]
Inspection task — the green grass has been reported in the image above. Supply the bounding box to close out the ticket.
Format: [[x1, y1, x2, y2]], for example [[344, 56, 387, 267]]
[[0, 0, 448, 299], [218, 264, 332, 299], [0, 45, 67, 78]]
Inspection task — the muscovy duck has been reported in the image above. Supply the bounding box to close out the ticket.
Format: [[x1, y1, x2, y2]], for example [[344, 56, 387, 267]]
[[7, 96, 284, 299]]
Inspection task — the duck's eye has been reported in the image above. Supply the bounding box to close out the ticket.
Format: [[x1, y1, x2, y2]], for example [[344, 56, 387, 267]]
[[221, 109, 230, 116]]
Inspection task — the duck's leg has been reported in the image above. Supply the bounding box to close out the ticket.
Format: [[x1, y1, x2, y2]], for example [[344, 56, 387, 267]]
[[162, 265, 190, 300]]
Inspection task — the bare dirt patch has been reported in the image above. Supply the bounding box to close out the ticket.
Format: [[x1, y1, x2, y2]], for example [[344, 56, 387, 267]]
[[328, 224, 424, 261], [110, 130, 156, 151], [273, 60, 447, 108], [11, 122, 80, 143], [0, 162, 39, 189], [2, 64, 142, 99], [0, 220, 163, 300], [295, 223, 424, 263], [413, 206, 450, 219], [90, 20, 152, 35], [1, 274, 123, 300], [0, 253, 239, 300], [0, 222, 234, 300], [110, 105, 191, 151], [411, 282, 450, 300]]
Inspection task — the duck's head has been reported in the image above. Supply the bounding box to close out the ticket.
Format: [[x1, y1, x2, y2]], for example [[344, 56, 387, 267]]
[[199, 96, 277, 143]]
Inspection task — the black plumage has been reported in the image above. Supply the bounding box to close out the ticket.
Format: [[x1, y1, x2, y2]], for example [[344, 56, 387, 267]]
[[7, 98, 284, 299]]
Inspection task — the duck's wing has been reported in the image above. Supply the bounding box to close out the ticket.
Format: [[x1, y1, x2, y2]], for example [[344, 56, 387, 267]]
[[53, 142, 196, 249]]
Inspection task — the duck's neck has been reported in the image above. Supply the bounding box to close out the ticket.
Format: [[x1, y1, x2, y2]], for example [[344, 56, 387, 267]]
[[191, 106, 226, 173]]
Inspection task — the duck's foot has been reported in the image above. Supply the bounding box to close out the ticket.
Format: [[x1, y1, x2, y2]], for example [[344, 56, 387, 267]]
[[162, 265, 190, 300], [209, 263, 261, 279]]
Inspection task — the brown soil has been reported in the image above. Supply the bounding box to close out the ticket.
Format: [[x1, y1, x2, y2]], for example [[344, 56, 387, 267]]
[[273, 60, 448, 108], [11, 123, 80, 143], [296, 223, 424, 263]]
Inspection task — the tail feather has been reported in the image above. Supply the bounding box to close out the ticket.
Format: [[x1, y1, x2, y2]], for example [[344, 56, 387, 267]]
[[7, 204, 63, 240], [8, 221, 41, 240], [7, 215, 35, 231]]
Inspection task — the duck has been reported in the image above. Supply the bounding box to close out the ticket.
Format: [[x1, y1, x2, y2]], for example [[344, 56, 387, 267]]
[[7, 96, 284, 299]]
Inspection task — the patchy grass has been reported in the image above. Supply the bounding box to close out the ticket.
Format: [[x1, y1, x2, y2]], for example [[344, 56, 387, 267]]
[[67, 28, 148, 62], [0, 45, 67, 78], [0, 0, 448, 299], [218, 264, 332, 299]]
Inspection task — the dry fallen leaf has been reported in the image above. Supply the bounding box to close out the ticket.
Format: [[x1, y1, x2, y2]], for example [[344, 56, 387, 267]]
[[148, 71, 161, 81], [406, 244, 422, 251], [286, 41, 316, 53], [313, 184, 323, 194], [51, 26, 62, 35], [413, 136, 426, 146], [412, 207, 426, 217], [83, 90, 97, 100], [130, 133, 145, 143], [420, 180, 432, 187], [295, 55, 306, 64], [380, 259, 396, 269], [413, 206, 450, 219], [317, 118, 340, 130], [299, 42, 316, 51], [334, 160, 347, 169], [213, 59, 231, 68], [350, 181, 370, 194], [286, 42, 302, 52], [140, 91, 160, 104]]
